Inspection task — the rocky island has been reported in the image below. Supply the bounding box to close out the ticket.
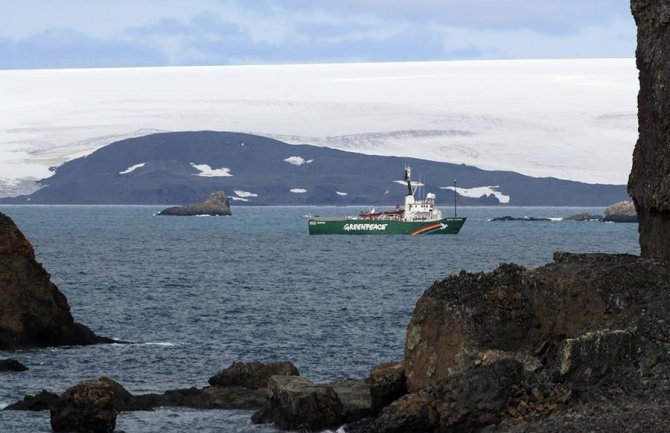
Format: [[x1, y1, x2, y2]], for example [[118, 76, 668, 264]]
[[157, 191, 231, 216], [0, 212, 113, 349]]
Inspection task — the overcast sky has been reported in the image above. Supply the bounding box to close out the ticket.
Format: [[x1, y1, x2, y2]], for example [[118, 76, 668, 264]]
[[1, 0, 635, 69]]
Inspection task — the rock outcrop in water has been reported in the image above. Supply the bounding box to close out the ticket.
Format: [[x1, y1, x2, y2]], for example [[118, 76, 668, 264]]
[[603, 200, 638, 223], [629, 0, 670, 259], [50, 379, 118, 433], [158, 191, 231, 216], [0, 212, 113, 349], [0, 358, 28, 372]]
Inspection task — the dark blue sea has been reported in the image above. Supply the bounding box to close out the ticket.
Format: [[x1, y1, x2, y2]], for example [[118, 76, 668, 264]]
[[0, 206, 639, 432]]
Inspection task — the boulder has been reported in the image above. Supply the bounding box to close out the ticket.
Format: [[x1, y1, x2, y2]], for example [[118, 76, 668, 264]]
[[430, 359, 524, 431], [329, 379, 372, 421], [603, 200, 638, 223], [4, 390, 59, 411], [208, 361, 299, 389], [372, 390, 434, 433], [368, 362, 407, 414], [0, 212, 114, 349], [629, 0, 670, 259], [252, 375, 343, 431], [557, 327, 639, 385], [0, 358, 28, 372], [404, 253, 670, 391], [133, 386, 266, 410], [158, 191, 231, 216], [50, 379, 118, 433]]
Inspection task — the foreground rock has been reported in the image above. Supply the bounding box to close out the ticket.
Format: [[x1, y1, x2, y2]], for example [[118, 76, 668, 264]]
[[252, 375, 344, 431], [368, 362, 407, 414], [158, 191, 231, 216], [50, 379, 117, 433], [603, 200, 638, 223], [386, 252, 670, 433], [208, 361, 299, 388], [0, 212, 113, 349], [629, 0, 670, 259], [404, 253, 670, 392], [0, 358, 28, 372]]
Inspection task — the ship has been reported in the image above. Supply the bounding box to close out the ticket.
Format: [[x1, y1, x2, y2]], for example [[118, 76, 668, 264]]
[[308, 166, 466, 235]]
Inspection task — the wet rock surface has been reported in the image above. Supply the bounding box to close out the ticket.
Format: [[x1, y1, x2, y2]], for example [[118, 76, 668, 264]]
[[208, 361, 299, 389], [603, 200, 638, 223], [50, 379, 118, 433], [158, 191, 231, 216], [4, 390, 59, 411], [629, 0, 670, 259], [0, 358, 28, 372], [368, 362, 407, 414], [252, 375, 344, 431], [0, 212, 113, 349]]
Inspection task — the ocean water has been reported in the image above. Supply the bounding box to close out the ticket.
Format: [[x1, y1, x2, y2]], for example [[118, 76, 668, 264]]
[[0, 205, 639, 432]]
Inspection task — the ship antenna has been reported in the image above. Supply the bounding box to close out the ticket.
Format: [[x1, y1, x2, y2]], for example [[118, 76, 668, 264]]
[[453, 179, 457, 217]]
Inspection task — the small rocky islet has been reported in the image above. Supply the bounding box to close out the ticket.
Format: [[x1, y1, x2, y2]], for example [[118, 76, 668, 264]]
[[157, 191, 231, 216], [491, 200, 638, 223]]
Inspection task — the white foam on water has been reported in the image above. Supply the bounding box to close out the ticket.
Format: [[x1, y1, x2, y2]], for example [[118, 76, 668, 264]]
[[336, 191, 348, 196], [230, 196, 249, 201], [290, 188, 307, 193]]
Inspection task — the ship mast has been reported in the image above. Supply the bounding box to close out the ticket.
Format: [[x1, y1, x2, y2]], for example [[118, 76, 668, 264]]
[[404, 166, 413, 196]]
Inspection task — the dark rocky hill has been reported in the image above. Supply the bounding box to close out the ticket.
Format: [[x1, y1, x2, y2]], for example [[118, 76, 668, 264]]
[[1, 131, 628, 205]]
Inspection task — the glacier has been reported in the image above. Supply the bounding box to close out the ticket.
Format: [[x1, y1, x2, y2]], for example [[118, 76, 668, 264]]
[[0, 59, 637, 197]]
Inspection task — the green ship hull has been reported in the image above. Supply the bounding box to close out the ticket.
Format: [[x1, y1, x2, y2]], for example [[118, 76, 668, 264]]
[[308, 217, 466, 235]]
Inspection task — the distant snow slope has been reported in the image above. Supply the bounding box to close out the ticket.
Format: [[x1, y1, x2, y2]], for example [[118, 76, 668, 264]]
[[0, 60, 637, 197]]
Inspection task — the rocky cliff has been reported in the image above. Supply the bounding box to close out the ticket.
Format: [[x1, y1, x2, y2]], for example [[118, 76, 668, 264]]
[[0, 212, 113, 349], [629, 0, 670, 259]]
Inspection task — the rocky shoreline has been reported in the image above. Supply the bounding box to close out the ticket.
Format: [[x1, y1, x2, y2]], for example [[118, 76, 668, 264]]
[[4, 252, 668, 432]]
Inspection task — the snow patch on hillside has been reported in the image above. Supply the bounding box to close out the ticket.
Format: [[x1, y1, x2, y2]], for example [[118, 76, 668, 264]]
[[441, 185, 510, 204], [284, 156, 313, 166], [290, 188, 307, 193], [190, 163, 232, 177], [119, 163, 145, 174], [234, 190, 258, 198], [394, 180, 424, 187]]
